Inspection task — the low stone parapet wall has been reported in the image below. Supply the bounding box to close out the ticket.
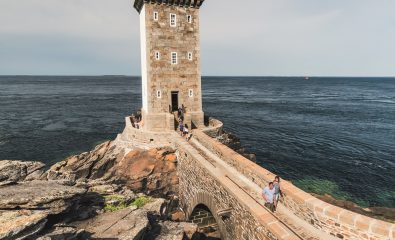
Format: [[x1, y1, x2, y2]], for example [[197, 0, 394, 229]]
[[192, 130, 395, 240], [116, 117, 173, 149], [202, 117, 223, 138]]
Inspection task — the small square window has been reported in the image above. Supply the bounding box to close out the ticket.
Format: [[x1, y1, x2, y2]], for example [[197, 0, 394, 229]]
[[188, 89, 193, 97], [187, 52, 193, 61], [187, 15, 192, 23], [153, 12, 159, 21], [155, 51, 160, 60], [170, 13, 177, 27], [157, 90, 161, 98], [171, 52, 177, 65]]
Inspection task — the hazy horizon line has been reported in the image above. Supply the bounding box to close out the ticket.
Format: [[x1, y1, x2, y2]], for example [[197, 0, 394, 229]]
[[1, 74, 395, 78]]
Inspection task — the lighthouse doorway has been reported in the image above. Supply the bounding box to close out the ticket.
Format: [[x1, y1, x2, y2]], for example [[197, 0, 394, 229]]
[[171, 91, 179, 112]]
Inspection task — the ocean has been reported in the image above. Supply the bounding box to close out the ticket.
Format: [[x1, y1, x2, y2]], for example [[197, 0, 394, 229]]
[[0, 76, 394, 208]]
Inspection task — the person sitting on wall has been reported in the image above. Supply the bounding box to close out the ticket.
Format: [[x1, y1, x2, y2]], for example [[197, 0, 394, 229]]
[[273, 175, 283, 211], [262, 182, 276, 212], [131, 115, 140, 129], [130, 115, 136, 128], [136, 111, 142, 122]]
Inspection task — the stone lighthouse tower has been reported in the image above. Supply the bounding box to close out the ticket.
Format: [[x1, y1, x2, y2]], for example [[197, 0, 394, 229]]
[[133, 0, 205, 132]]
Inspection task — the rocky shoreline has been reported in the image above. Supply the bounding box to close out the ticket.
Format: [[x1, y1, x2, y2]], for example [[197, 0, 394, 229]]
[[1, 131, 393, 239], [0, 141, 213, 240]]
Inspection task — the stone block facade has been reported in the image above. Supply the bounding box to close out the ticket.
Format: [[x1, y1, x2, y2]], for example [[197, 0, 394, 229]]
[[137, 2, 204, 131]]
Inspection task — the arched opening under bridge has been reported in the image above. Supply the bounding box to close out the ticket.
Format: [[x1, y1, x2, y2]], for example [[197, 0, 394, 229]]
[[189, 204, 221, 239]]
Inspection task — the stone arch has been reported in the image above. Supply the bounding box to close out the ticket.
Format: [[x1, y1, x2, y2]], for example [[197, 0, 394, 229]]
[[190, 204, 219, 236], [185, 191, 225, 239]]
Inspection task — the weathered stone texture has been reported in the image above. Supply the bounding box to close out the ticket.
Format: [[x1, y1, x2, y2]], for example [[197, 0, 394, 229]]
[[191, 130, 395, 240], [0, 210, 48, 240], [77, 207, 149, 239], [202, 117, 224, 138], [0, 160, 45, 185], [43, 135, 179, 196], [145, 4, 202, 112], [140, 3, 204, 131], [175, 138, 296, 240], [117, 117, 174, 149], [0, 181, 87, 214]]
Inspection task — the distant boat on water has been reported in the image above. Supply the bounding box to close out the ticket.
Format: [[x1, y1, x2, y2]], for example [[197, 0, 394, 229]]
[[304, 76, 310, 80]]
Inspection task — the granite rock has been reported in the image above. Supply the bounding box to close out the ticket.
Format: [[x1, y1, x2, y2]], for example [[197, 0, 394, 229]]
[[0, 160, 45, 185], [44, 141, 179, 196], [0, 210, 48, 240], [0, 180, 87, 214], [36, 225, 86, 240], [44, 141, 118, 183], [76, 207, 148, 240]]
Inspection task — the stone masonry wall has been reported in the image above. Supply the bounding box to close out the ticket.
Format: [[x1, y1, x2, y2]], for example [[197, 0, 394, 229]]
[[141, 3, 204, 130], [116, 117, 173, 149], [190, 206, 219, 232], [174, 136, 302, 240], [192, 130, 395, 240], [202, 117, 224, 138]]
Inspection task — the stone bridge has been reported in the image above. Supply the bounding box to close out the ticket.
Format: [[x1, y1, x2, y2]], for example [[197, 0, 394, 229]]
[[117, 117, 394, 240]]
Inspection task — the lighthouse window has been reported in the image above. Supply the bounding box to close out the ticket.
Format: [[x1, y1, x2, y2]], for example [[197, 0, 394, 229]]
[[171, 52, 177, 64], [153, 12, 158, 21], [187, 52, 193, 61], [156, 90, 162, 98], [189, 89, 193, 97], [170, 14, 177, 27], [155, 51, 160, 60], [187, 15, 192, 23]]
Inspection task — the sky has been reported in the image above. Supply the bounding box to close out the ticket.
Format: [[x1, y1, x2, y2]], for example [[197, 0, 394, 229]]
[[0, 0, 394, 76]]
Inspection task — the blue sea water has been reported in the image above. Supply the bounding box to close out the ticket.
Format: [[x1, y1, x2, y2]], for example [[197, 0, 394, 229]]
[[0, 76, 394, 208]]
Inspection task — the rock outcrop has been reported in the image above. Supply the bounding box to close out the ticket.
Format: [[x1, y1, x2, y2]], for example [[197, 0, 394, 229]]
[[44, 141, 118, 183], [44, 141, 179, 196], [0, 180, 89, 240], [0, 181, 87, 214], [36, 225, 86, 240], [77, 207, 149, 239], [107, 147, 179, 196], [0, 141, 194, 240], [144, 221, 199, 240], [76, 198, 162, 240], [0, 210, 48, 240], [0, 160, 45, 185]]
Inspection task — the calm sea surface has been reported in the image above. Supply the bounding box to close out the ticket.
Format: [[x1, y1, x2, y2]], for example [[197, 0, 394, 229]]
[[0, 76, 394, 208]]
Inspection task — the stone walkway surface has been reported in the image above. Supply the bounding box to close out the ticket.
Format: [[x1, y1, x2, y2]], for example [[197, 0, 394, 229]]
[[188, 136, 338, 240]]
